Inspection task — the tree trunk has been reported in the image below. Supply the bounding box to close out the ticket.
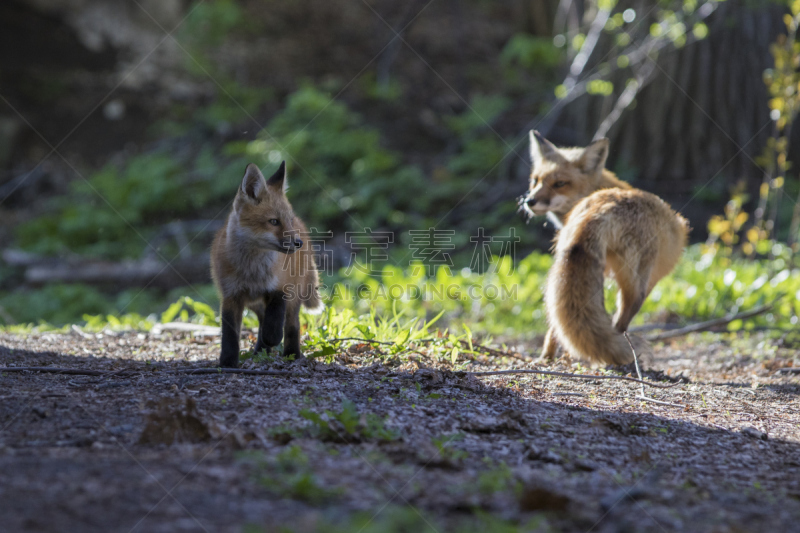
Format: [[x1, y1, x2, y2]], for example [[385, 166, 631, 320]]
[[562, 1, 786, 236]]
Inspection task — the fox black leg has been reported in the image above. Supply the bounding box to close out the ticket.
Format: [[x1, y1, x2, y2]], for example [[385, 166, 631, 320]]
[[257, 294, 286, 354], [219, 298, 244, 368], [251, 302, 268, 354], [283, 300, 303, 360]]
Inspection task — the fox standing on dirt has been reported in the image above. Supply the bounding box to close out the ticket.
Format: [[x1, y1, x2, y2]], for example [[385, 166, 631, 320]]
[[521, 131, 689, 365], [211, 162, 322, 368]]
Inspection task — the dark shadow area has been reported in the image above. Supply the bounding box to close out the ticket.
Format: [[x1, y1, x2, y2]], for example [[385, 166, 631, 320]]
[[2, 338, 800, 532]]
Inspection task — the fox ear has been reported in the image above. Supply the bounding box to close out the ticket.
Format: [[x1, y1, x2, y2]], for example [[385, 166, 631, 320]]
[[529, 130, 564, 168], [266, 161, 288, 193], [579, 138, 609, 175], [241, 163, 267, 202]]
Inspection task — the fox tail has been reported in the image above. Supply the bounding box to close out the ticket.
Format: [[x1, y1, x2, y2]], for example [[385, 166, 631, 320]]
[[545, 223, 634, 365]]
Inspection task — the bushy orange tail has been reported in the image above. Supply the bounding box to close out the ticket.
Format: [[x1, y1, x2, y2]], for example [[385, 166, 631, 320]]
[[544, 227, 633, 365]]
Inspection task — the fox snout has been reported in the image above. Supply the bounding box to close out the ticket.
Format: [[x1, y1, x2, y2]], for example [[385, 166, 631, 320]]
[[523, 190, 552, 215], [280, 234, 303, 254]]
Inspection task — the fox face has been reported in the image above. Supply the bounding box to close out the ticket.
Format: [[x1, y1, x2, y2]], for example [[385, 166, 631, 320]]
[[520, 131, 610, 221], [231, 162, 303, 254]]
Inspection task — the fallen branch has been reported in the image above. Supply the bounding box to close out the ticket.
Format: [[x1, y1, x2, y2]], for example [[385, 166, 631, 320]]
[[171, 367, 296, 376], [0, 367, 107, 376], [0, 366, 299, 378], [153, 322, 220, 336], [327, 337, 396, 346], [458, 339, 534, 363], [3, 249, 212, 289], [645, 301, 778, 342], [624, 331, 646, 398], [1, 365, 680, 388], [325, 336, 534, 362], [628, 323, 683, 334], [468, 369, 680, 389]]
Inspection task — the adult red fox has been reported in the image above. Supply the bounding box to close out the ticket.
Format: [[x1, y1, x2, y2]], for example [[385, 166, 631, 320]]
[[521, 131, 689, 365], [211, 162, 322, 368]]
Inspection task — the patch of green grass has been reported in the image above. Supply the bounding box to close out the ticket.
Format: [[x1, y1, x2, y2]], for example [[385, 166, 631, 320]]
[[476, 460, 521, 497], [242, 445, 341, 504], [432, 433, 469, 462], [4, 244, 799, 359], [300, 399, 399, 443]]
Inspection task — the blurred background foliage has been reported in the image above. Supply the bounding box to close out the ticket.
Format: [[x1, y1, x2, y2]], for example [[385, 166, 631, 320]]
[[1, 0, 799, 343]]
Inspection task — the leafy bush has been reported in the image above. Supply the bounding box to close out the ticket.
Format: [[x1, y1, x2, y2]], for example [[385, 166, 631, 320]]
[[501, 33, 563, 69], [5, 243, 799, 339], [239, 85, 432, 231], [16, 150, 246, 259]]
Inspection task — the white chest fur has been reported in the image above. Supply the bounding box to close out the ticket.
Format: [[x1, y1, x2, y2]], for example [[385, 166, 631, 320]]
[[220, 221, 280, 300]]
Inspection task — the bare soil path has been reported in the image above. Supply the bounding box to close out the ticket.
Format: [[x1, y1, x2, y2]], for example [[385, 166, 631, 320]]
[[1, 330, 799, 532]]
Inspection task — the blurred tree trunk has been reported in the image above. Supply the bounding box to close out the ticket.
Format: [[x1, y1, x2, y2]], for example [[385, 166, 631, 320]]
[[518, 0, 555, 36], [563, 1, 786, 227]]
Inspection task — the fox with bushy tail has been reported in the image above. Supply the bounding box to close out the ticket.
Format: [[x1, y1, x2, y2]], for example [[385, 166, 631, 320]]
[[211, 162, 323, 368], [521, 131, 689, 365]]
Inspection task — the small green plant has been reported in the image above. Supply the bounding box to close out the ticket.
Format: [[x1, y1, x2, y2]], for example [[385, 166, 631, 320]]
[[243, 446, 340, 503], [476, 460, 521, 496], [300, 399, 399, 443], [432, 433, 469, 462]]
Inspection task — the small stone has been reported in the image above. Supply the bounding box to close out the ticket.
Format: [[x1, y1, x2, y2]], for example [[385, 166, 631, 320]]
[[741, 427, 768, 440], [520, 486, 571, 512]]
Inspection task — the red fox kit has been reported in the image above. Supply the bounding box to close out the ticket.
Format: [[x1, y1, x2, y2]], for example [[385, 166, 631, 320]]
[[211, 162, 322, 368], [521, 131, 689, 365]]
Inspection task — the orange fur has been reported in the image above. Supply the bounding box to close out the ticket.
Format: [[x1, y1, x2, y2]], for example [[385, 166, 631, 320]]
[[210, 162, 321, 367], [523, 132, 689, 365]]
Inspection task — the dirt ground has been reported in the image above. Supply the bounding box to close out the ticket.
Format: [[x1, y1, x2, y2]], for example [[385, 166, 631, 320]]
[[1, 328, 800, 533]]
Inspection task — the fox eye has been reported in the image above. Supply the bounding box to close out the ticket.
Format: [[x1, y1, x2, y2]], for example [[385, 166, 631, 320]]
[[552, 180, 567, 189], [269, 219, 280, 226]]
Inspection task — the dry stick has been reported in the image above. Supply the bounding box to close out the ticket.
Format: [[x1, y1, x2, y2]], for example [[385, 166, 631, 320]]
[[458, 339, 534, 362], [645, 301, 777, 342], [170, 368, 296, 376], [623, 331, 685, 407], [0, 367, 295, 377], [327, 337, 396, 346], [0, 367, 107, 376], [467, 369, 679, 389], [623, 332, 646, 398], [330, 336, 532, 362], [0, 366, 679, 389]]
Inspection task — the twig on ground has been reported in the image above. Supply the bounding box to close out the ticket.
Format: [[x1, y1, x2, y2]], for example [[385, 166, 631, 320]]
[[171, 368, 298, 376], [645, 301, 779, 342], [468, 369, 680, 389], [628, 323, 683, 333], [623, 331, 646, 398], [153, 322, 220, 335], [1, 365, 681, 388], [327, 337, 397, 346], [0, 367, 107, 376], [70, 325, 94, 339]]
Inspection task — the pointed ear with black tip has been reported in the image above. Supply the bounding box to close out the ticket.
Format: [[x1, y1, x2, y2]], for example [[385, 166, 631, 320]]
[[579, 138, 609, 176], [266, 161, 288, 193], [529, 130, 565, 169], [241, 163, 267, 202]]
